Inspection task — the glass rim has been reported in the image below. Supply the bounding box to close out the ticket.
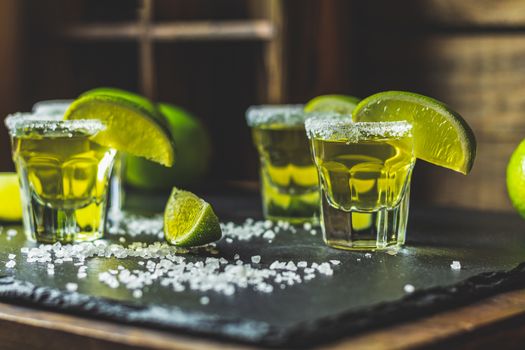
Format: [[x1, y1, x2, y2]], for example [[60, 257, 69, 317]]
[[4, 112, 105, 138], [245, 104, 307, 127], [305, 116, 413, 141]]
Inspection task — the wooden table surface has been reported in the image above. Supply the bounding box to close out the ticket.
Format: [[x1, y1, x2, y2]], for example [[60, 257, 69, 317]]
[[1, 287, 525, 350]]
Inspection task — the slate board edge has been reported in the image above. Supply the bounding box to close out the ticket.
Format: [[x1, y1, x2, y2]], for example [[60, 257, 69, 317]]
[[1, 262, 525, 348]]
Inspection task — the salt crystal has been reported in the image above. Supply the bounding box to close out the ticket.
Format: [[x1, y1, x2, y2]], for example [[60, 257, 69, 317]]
[[234, 254, 240, 260], [200, 296, 210, 305], [297, 261, 308, 268], [450, 261, 461, 270], [330, 260, 341, 265], [8, 254, 16, 260], [364, 253, 372, 258], [132, 290, 143, 298], [6, 229, 17, 237], [286, 261, 297, 271], [404, 284, 415, 293], [262, 230, 275, 240], [66, 283, 78, 292], [251, 255, 261, 264], [303, 222, 312, 231], [310, 230, 316, 235], [5, 260, 15, 268]]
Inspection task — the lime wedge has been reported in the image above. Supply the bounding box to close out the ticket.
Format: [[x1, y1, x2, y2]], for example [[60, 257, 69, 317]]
[[0, 173, 22, 222], [80, 87, 162, 120], [507, 139, 525, 219], [304, 94, 360, 113], [353, 91, 476, 174], [64, 94, 175, 167], [125, 103, 211, 190], [164, 188, 222, 247]]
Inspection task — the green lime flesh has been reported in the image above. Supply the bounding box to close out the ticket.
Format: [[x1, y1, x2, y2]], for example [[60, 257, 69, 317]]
[[353, 91, 476, 174]]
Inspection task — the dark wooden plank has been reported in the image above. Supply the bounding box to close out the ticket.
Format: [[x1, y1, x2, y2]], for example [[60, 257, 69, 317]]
[[0, 0, 22, 172], [325, 288, 525, 350], [352, 0, 525, 28]]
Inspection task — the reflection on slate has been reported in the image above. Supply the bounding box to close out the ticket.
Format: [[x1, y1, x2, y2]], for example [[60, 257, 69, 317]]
[[0, 194, 524, 348]]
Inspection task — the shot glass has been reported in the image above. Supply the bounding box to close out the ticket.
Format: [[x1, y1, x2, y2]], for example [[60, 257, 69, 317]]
[[305, 116, 415, 250], [32, 99, 73, 116], [32, 99, 124, 222], [246, 105, 319, 224], [5, 113, 117, 243]]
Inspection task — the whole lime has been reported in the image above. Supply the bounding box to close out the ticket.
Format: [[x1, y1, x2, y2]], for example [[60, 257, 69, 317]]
[[507, 139, 525, 219], [125, 103, 211, 190]]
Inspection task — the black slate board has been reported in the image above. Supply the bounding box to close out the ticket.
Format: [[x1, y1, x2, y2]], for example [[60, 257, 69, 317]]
[[0, 193, 525, 348]]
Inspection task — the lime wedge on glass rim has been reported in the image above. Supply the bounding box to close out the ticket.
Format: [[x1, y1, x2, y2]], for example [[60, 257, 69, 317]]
[[164, 188, 222, 247], [352, 91, 476, 174], [64, 93, 175, 167], [304, 94, 360, 114]]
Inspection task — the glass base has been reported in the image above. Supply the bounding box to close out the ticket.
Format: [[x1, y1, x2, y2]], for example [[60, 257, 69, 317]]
[[23, 194, 107, 244], [320, 188, 409, 250]]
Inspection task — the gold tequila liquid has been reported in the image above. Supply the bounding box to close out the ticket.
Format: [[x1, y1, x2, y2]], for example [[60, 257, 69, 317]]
[[252, 125, 319, 223], [13, 133, 116, 243], [310, 128, 415, 249]]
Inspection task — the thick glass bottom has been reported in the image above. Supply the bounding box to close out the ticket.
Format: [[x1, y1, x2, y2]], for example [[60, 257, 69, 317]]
[[320, 187, 409, 250], [23, 194, 107, 244]]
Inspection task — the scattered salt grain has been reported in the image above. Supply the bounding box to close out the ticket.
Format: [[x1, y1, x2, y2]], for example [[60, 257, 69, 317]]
[[66, 283, 78, 292], [297, 261, 308, 268], [303, 222, 312, 231], [6, 229, 17, 237], [364, 253, 372, 258], [450, 261, 461, 270], [8, 254, 16, 260], [251, 255, 261, 264], [5, 260, 15, 268], [200, 296, 210, 305], [132, 290, 143, 298], [330, 260, 340, 265], [404, 284, 415, 293], [310, 230, 317, 235], [262, 230, 276, 240]]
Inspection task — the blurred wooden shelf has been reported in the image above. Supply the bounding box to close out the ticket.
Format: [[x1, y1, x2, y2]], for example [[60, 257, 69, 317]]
[[62, 20, 274, 42], [57, 0, 286, 104]]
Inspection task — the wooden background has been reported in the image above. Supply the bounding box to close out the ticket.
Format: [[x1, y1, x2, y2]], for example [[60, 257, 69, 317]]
[[1, 0, 524, 212]]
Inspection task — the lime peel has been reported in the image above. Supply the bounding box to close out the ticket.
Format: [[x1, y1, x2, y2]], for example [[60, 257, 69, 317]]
[[0, 173, 23, 222], [304, 94, 360, 114], [507, 139, 525, 219]]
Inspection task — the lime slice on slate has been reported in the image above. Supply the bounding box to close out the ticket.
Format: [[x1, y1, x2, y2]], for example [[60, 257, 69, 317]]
[[164, 188, 222, 247]]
